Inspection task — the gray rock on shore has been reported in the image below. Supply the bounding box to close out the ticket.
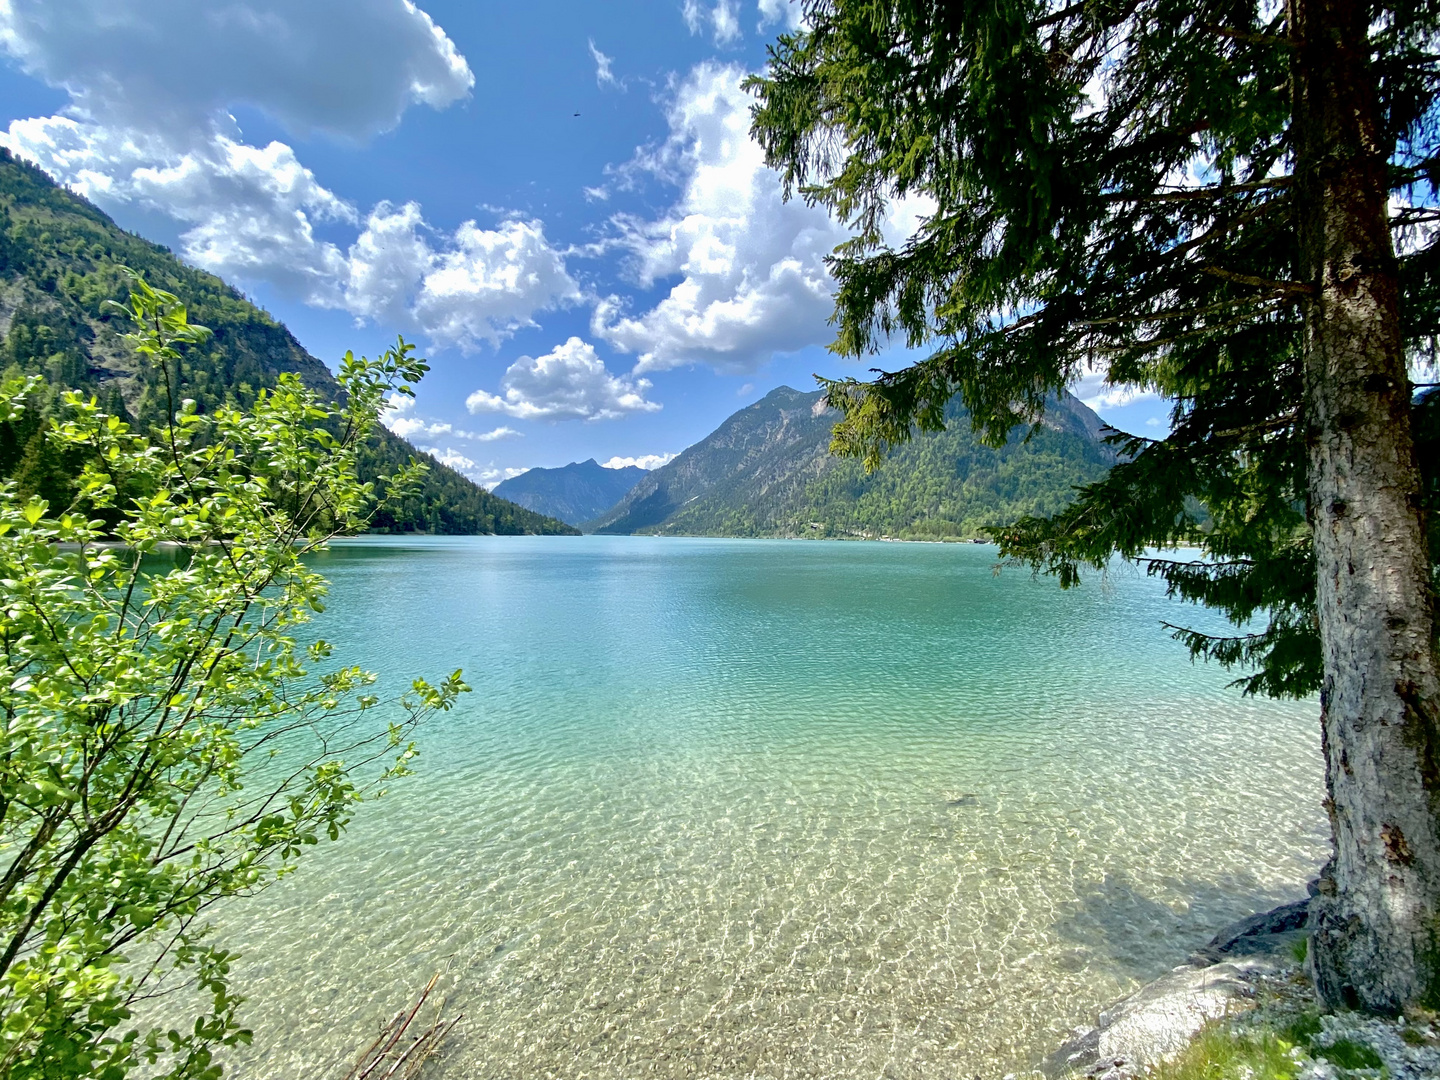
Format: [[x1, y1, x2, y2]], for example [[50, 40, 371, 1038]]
[[1040, 894, 1312, 1079], [1187, 897, 1311, 965], [1041, 955, 1287, 1078]]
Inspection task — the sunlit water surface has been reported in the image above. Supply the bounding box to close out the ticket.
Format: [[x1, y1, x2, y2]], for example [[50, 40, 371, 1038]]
[[204, 536, 1325, 1079]]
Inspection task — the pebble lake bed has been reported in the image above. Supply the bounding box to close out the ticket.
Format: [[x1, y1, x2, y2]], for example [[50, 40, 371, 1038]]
[[187, 536, 1330, 1079]]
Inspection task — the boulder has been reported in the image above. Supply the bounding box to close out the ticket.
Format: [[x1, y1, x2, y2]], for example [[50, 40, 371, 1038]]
[[1187, 897, 1310, 964], [1042, 957, 1279, 1077], [1040, 895, 1312, 1078]]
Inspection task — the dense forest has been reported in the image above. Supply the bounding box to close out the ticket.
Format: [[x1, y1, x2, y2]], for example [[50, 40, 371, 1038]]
[[0, 148, 576, 536]]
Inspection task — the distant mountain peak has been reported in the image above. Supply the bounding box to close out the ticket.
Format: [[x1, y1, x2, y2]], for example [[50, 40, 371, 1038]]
[[757, 384, 811, 403], [492, 459, 648, 526], [585, 387, 1113, 539]]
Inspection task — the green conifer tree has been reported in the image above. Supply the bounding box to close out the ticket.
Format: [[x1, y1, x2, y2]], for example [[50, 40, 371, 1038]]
[[751, 0, 1440, 1011], [12, 420, 77, 510]]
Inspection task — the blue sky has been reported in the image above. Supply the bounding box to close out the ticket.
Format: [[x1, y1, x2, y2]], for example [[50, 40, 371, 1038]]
[[0, 0, 1168, 486]]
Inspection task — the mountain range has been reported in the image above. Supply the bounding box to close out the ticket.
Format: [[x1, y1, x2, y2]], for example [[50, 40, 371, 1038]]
[[585, 385, 1114, 538], [492, 459, 646, 526], [1, 147, 1119, 543], [0, 148, 575, 536]]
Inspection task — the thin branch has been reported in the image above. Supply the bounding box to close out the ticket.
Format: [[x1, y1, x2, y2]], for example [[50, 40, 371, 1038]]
[[1197, 23, 1297, 48], [1103, 176, 1292, 203], [1079, 293, 1279, 327], [1200, 266, 1313, 295]]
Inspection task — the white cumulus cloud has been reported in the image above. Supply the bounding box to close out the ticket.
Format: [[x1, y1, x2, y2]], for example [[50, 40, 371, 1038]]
[[6, 115, 356, 304], [0, 0, 576, 349], [415, 450, 522, 490], [601, 453, 677, 470], [756, 0, 804, 30], [381, 394, 429, 438], [594, 63, 927, 376], [0, 0, 473, 139], [382, 401, 526, 487], [5, 130, 575, 351], [347, 203, 579, 350], [416, 446, 525, 489], [423, 446, 478, 474], [1071, 369, 1158, 412], [467, 426, 521, 442], [466, 337, 661, 422], [382, 395, 522, 441], [593, 63, 847, 375], [683, 0, 742, 44]]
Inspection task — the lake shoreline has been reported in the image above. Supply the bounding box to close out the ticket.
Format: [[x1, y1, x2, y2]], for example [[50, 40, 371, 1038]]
[[1040, 889, 1440, 1080], [1040, 892, 1314, 1078]]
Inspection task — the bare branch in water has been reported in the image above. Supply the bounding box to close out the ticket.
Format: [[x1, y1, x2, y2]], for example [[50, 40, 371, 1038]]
[[340, 974, 462, 1080]]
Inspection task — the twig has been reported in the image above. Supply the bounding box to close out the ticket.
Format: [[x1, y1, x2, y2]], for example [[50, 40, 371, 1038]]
[[340, 974, 459, 1080]]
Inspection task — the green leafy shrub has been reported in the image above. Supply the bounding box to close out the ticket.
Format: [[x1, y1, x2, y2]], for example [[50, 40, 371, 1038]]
[[1281, 1010, 1322, 1047], [0, 276, 468, 1078]]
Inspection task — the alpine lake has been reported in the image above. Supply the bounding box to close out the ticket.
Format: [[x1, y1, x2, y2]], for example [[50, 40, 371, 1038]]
[[206, 536, 1327, 1079]]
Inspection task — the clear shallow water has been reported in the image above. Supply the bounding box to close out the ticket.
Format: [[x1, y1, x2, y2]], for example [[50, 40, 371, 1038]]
[[206, 536, 1326, 1079]]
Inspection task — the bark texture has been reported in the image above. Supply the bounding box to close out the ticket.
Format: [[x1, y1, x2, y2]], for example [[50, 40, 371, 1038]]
[[1291, 0, 1440, 1012]]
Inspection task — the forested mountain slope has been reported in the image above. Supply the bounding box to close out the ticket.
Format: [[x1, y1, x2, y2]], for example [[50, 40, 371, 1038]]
[[0, 148, 576, 536], [587, 385, 1116, 538], [492, 459, 646, 525]]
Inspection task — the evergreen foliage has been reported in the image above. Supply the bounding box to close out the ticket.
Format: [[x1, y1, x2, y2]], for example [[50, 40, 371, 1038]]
[[0, 148, 575, 537], [794, 398, 1112, 538], [748, 0, 1438, 695]]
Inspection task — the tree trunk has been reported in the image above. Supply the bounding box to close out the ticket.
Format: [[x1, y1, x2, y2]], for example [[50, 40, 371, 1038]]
[[1291, 0, 1440, 1013]]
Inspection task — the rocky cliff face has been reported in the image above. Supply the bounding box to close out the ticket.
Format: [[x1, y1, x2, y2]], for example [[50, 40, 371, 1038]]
[[589, 386, 837, 534]]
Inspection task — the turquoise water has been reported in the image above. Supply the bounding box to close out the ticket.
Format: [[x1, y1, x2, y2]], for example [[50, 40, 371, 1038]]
[[208, 536, 1326, 1079]]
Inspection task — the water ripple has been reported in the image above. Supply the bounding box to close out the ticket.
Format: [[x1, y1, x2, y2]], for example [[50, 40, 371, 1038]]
[[187, 538, 1325, 1079]]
